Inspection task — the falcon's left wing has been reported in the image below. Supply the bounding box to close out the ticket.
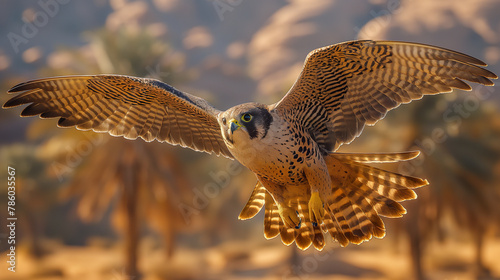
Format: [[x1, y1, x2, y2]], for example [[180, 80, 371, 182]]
[[4, 75, 233, 158], [272, 40, 497, 151]]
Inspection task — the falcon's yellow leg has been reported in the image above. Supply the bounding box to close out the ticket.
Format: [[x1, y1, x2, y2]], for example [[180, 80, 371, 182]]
[[303, 156, 331, 226], [308, 191, 325, 225]]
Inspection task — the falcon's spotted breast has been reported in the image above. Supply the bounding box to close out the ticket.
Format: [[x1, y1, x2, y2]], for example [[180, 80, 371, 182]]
[[4, 40, 497, 250]]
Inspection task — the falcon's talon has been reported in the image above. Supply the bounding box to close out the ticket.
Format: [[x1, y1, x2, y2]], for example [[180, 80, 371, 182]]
[[278, 204, 301, 229], [295, 219, 302, 229], [294, 210, 302, 229], [309, 192, 325, 225]]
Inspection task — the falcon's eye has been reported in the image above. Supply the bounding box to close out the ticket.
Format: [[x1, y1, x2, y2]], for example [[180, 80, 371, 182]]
[[222, 117, 227, 125], [241, 113, 252, 122]]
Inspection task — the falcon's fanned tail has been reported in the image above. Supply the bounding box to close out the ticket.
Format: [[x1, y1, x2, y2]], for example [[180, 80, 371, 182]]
[[321, 151, 428, 247], [240, 151, 427, 250]]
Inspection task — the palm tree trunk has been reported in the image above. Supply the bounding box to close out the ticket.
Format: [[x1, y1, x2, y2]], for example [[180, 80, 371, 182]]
[[407, 200, 424, 280], [123, 150, 140, 279], [24, 208, 44, 258], [473, 225, 490, 278], [409, 227, 423, 280], [403, 130, 425, 280]]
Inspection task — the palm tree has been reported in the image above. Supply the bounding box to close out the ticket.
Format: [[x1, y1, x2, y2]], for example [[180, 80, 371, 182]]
[[32, 25, 200, 278], [58, 138, 193, 276]]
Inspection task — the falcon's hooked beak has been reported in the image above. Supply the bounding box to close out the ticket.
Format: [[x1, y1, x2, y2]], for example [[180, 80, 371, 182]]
[[222, 118, 243, 146], [229, 119, 242, 133]]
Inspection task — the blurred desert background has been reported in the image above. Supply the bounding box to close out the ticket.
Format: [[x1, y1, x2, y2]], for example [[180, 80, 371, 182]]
[[1, 0, 500, 279]]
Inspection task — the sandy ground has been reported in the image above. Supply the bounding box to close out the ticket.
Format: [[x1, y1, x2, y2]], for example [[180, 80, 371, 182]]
[[2, 234, 500, 280]]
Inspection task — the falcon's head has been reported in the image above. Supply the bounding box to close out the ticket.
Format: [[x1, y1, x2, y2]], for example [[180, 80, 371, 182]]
[[218, 103, 273, 147]]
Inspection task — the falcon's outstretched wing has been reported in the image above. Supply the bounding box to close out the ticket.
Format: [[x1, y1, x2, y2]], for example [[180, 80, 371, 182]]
[[4, 75, 233, 158], [272, 40, 497, 151]]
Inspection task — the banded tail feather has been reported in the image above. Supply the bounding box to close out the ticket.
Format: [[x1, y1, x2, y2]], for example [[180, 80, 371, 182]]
[[239, 151, 427, 250], [238, 181, 266, 220], [263, 192, 281, 239], [332, 150, 420, 163]]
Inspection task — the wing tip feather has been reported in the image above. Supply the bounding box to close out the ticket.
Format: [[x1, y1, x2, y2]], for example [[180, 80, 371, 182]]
[[8, 81, 34, 93], [3, 98, 23, 108]]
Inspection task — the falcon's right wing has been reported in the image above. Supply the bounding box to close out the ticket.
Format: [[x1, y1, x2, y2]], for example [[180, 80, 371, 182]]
[[4, 75, 233, 159]]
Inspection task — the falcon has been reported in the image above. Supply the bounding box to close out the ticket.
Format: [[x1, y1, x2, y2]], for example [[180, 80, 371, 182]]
[[4, 40, 497, 250]]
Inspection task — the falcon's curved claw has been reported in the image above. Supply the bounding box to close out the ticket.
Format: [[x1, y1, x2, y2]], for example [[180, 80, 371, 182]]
[[278, 204, 301, 229], [309, 192, 325, 225]]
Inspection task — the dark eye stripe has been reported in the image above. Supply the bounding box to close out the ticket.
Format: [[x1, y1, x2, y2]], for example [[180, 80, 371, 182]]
[[256, 107, 273, 139], [246, 121, 258, 139]]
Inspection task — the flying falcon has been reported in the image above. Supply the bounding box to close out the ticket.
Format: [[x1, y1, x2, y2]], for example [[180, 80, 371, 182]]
[[4, 40, 497, 250]]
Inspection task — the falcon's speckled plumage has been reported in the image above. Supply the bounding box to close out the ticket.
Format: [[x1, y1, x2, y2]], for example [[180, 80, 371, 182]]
[[4, 40, 497, 250]]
